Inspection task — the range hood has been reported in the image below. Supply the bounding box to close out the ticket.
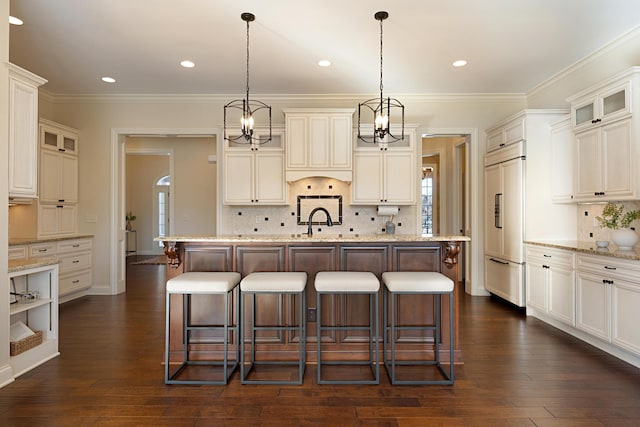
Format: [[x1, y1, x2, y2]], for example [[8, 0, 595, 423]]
[[286, 170, 352, 183]]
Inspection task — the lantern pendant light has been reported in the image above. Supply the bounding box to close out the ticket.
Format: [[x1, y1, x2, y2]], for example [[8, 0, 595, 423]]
[[357, 11, 404, 147], [224, 12, 272, 149]]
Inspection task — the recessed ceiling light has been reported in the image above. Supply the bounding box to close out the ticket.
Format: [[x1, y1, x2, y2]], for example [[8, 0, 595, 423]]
[[101, 77, 116, 83], [318, 60, 332, 67], [180, 60, 195, 68], [9, 16, 24, 25], [452, 60, 467, 67]]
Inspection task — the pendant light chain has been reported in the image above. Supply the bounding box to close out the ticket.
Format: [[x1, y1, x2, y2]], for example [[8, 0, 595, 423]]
[[245, 17, 250, 103], [379, 17, 384, 103]]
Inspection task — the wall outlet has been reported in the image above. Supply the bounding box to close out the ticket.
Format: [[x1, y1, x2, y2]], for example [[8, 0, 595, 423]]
[[307, 307, 317, 322], [255, 215, 261, 224]]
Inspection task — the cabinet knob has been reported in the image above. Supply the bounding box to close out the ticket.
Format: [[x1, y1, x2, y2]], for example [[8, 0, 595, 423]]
[[58, 148, 66, 152]]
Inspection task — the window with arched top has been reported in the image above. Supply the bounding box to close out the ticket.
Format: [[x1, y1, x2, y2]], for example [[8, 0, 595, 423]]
[[156, 175, 170, 244]]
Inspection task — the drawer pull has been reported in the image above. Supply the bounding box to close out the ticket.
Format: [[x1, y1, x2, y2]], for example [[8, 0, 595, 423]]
[[543, 254, 551, 258], [72, 244, 80, 248], [604, 266, 616, 270], [72, 280, 80, 284], [38, 248, 48, 252], [72, 260, 80, 264]]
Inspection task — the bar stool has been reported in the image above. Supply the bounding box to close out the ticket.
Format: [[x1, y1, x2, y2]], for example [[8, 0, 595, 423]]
[[165, 271, 241, 385], [239, 272, 307, 385], [315, 271, 380, 385], [382, 271, 454, 385]]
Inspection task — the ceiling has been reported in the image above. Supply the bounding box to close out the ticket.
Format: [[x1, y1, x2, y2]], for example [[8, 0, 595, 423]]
[[8, 0, 640, 96]]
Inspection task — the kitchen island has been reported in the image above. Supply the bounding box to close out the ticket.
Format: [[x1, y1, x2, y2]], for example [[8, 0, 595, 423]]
[[158, 234, 470, 363]]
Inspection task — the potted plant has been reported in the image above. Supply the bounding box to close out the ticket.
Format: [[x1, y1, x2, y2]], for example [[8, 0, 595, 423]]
[[595, 203, 640, 250], [125, 211, 136, 231]]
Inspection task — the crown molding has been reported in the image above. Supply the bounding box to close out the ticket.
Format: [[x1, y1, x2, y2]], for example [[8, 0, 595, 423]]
[[42, 91, 526, 104], [527, 24, 640, 99]]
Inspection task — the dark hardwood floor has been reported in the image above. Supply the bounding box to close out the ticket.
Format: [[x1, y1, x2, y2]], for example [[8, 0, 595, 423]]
[[1, 257, 639, 426]]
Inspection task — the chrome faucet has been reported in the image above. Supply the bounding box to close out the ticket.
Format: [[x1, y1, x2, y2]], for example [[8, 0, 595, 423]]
[[307, 207, 333, 236]]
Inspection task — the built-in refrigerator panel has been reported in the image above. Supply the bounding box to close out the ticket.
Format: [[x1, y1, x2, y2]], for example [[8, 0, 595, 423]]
[[484, 141, 525, 307]]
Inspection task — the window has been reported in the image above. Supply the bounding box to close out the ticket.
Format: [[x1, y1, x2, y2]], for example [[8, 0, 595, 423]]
[[421, 167, 433, 234], [156, 175, 170, 246]]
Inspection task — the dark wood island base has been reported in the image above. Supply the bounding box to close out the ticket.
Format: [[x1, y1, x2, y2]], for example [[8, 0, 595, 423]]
[[159, 235, 469, 366]]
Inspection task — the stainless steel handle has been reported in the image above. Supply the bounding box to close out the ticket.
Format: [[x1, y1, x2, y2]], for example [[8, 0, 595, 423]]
[[494, 193, 502, 229]]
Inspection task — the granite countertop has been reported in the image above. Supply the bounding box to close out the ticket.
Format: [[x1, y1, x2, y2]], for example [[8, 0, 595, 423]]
[[155, 234, 470, 243], [525, 240, 640, 261], [9, 234, 94, 246], [8, 257, 59, 274]]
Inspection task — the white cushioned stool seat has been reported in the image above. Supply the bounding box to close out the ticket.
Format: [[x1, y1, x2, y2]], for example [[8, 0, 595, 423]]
[[240, 272, 307, 292], [167, 272, 241, 294], [315, 271, 380, 292], [382, 272, 453, 293]]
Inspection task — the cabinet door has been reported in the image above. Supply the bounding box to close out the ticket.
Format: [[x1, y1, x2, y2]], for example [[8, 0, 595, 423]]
[[61, 154, 78, 203], [576, 271, 610, 341], [309, 116, 329, 168], [384, 151, 415, 204], [40, 150, 63, 202], [223, 153, 254, 204], [574, 128, 601, 199], [484, 163, 502, 257], [9, 76, 39, 197], [501, 158, 523, 262], [255, 153, 286, 204], [548, 266, 575, 326], [330, 115, 351, 168], [601, 119, 632, 197], [352, 152, 383, 204], [600, 82, 631, 125], [611, 280, 640, 356], [286, 116, 307, 168], [525, 261, 547, 312], [550, 120, 575, 202]]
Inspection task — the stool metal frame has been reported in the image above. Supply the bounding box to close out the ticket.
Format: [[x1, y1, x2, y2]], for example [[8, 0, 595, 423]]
[[383, 285, 454, 385], [316, 290, 380, 385], [239, 288, 306, 385], [165, 284, 239, 385]]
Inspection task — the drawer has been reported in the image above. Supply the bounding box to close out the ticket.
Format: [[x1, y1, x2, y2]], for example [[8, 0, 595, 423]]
[[526, 245, 575, 268], [29, 243, 57, 258], [59, 252, 92, 274], [57, 238, 92, 254], [577, 254, 640, 281], [59, 271, 92, 297], [9, 246, 28, 260]]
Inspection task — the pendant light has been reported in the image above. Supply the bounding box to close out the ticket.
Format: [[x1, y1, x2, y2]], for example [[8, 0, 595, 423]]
[[357, 11, 404, 146], [224, 12, 272, 148]]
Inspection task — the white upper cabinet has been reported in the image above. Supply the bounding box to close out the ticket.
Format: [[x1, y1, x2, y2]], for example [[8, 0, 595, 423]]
[[486, 115, 525, 152], [284, 108, 354, 182], [568, 67, 640, 202], [351, 125, 416, 205], [222, 127, 286, 205], [39, 120, 79, 204], [8, 64, 47, 199], [570, 80, 631, 132]]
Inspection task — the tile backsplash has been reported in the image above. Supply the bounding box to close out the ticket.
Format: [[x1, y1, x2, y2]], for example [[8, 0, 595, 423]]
[[220, 177, 417, 235], [577, 201, 640, 242]]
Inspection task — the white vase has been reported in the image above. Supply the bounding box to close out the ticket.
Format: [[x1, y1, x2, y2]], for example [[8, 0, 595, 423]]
[[611, 228, 639, 250]]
